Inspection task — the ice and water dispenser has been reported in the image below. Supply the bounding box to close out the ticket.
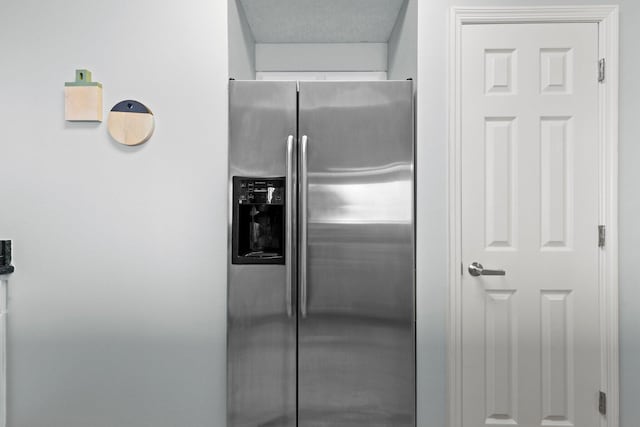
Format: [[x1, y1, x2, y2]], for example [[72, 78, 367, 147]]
[[232, 177, 285, 264]]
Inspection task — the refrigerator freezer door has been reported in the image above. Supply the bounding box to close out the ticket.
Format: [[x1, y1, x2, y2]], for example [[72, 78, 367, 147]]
[[298, 81, 415, 426], [228, 81, 297, 427]]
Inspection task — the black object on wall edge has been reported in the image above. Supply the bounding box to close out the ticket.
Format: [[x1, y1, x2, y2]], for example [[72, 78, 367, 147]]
[[0, 240, 14, 275]]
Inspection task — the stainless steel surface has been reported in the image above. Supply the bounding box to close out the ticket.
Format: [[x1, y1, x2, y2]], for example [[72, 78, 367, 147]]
[[286, 135, 295, 318], [467, 262, 506, 277], [228, 81, 297, 427], [298, 81, 415, 427], [229, 81, 415, 427], [300, 135, 309, 319]]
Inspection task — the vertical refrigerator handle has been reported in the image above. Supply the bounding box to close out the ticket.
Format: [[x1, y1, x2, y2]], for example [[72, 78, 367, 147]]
[[285, 135, 295, 318], [300, 135, 309, 318]]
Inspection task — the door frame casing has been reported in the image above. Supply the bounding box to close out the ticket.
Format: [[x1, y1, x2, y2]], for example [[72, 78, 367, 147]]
[[447, 6, 619, 427]]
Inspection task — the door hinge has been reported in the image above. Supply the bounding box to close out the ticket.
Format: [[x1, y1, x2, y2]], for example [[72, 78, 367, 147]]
[[598, 225, 606, 248], [599, 391, 607, 415], [598, 58, 606, 83]]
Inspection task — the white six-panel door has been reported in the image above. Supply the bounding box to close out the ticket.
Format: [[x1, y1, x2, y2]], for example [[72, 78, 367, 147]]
[[461, 23, 601, 427]]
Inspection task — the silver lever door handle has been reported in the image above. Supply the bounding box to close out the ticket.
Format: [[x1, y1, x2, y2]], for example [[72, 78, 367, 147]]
[[300, 135, 309, 318], [285, 135, 295, 318], [468, 262, 506, 277]]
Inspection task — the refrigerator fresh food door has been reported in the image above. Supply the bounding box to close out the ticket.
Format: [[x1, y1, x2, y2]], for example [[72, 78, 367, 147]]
[[228, 81, 297, 427], [298, 81, 415, 426]]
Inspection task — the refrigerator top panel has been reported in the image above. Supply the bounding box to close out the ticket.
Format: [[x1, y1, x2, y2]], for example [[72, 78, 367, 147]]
[[299, 80, 414, 227], [229, 80, 298, 178]]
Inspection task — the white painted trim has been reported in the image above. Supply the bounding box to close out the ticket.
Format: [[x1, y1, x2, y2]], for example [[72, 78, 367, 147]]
[[447, 6, 619, 427], [597, 8, 620, 427]]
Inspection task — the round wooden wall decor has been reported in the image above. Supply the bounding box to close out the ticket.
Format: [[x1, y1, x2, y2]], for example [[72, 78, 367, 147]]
[[107, 100, 154, 146]]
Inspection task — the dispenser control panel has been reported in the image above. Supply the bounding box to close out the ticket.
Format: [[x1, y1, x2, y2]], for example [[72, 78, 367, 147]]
[[237, 178, 284, 205]]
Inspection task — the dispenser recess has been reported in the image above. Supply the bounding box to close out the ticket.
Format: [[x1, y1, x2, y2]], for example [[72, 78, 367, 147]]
[[232, 176, 285, 264]]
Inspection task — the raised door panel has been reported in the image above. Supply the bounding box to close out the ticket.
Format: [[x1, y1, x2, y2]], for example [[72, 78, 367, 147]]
[[484, 117, 518, 250]]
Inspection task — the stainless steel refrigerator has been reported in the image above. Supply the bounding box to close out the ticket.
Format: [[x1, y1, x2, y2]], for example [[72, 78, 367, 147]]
[[228, 80, 415, 427]]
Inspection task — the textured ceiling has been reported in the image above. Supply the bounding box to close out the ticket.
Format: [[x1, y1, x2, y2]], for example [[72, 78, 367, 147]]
[[239, 0, 406, 43]]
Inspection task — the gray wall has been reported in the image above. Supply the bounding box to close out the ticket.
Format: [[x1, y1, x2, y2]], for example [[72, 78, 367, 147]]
[[388, 0, 417, 81], [255, 43, 388, 72], [416, 1, 638, 427], [229, 0, 256, 79], [0, 0, 228, 426]]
